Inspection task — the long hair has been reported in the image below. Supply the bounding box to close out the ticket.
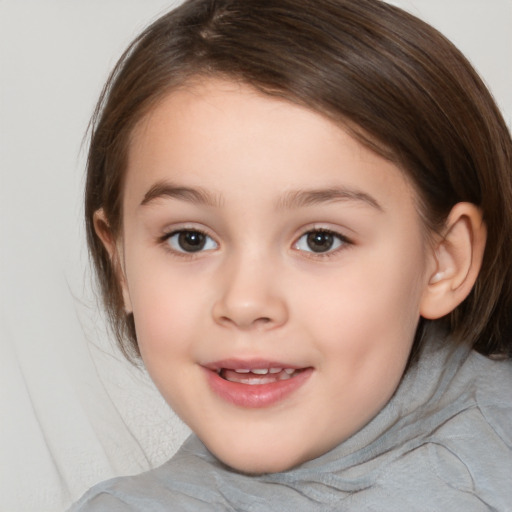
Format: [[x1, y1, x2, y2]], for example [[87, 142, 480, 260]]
[[85, 0, 512, 361]]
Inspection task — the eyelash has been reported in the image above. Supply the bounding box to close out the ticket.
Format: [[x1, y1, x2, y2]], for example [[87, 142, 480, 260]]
[[160, 228, 218, 258], [159, 227, 352, 258], [293, 228, 352, 258]]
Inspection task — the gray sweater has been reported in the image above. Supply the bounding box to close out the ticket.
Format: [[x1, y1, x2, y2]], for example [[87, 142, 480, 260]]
[[71, 339, 512, 511]]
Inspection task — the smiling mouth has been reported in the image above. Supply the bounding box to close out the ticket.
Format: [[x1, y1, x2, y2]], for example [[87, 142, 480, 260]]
[[217, 367, 306, 385], [205, 363, 313, 407]]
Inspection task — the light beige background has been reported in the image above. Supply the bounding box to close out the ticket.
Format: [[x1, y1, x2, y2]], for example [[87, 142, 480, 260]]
[[1, 1, 510, 511]]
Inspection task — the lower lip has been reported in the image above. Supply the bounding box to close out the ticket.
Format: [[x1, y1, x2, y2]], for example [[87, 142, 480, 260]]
[[203, 368, 313, 408]]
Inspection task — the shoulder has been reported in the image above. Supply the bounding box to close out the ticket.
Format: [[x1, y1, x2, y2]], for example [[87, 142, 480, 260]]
[[367, 347, 512, 510], [68, 436, 227, 512], [67, 470, 175, 512], [426, 344, 512, 436], [419, 350, 512, 508], [68, 486, 136, 512], [461, 350, 512, 447]]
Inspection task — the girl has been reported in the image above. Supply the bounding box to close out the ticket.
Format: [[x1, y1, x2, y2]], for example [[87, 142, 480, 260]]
[[71, 0, 512, 509]]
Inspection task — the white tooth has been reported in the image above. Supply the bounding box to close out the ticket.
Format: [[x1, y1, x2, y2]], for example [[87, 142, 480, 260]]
[[252, 368, 269, 375], [234, 369, 251, 373], [247, 377, 274, 385], [284, 368, 296, 375], [269, 368, 282, 374]]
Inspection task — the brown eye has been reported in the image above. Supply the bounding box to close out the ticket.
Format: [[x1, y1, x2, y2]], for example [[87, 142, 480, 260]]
[[307, 232, 334, 252], [295, 230, 347, 254], [166, 230, 218, 253]]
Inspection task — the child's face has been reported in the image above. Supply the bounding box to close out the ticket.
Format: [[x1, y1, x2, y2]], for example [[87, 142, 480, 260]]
[[117, 79, 436, 473]]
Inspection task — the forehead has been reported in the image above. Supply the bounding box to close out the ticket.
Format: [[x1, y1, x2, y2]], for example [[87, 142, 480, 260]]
[[124, 79, 418, 217]]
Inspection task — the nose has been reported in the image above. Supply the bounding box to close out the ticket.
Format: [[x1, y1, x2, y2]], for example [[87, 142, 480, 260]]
[[211, 255, 288, 331]]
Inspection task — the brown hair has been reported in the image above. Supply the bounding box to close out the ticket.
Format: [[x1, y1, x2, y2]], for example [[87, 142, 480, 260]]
[[85, 0, 512, 361]]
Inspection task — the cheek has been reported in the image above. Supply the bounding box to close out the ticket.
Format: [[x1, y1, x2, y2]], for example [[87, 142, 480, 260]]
[[302, 244, 426, 359], [125, 255, 205, 356], [129, 271, 204, 406]]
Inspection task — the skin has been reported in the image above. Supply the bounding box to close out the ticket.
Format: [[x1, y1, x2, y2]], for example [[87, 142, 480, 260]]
[[105, 80, 444, 474]]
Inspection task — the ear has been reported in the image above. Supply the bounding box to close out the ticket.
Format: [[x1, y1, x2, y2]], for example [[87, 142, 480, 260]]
[[420, 202, 486, 320], [93, 209, 133, 313]]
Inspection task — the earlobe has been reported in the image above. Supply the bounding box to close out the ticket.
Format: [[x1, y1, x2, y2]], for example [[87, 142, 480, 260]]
[[420, 203, 486, 320], [93, 209, 133, 313]]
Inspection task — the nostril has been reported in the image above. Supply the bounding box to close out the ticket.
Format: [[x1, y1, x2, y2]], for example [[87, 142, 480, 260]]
[[219, 315, 272, 327]]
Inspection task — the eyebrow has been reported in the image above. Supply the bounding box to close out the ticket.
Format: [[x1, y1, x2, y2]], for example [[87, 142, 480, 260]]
[[276, 187, 383, 211], [140, 181, 382, 212], [140, 181, 223, 208]]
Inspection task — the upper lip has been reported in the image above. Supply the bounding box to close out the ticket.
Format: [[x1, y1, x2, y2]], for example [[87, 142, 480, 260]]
[[203, 359, 305, 371]]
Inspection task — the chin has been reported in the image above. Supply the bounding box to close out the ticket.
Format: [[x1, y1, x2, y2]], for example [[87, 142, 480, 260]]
[[212, 443, 310, 475], [225, 457, 298, 476]]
